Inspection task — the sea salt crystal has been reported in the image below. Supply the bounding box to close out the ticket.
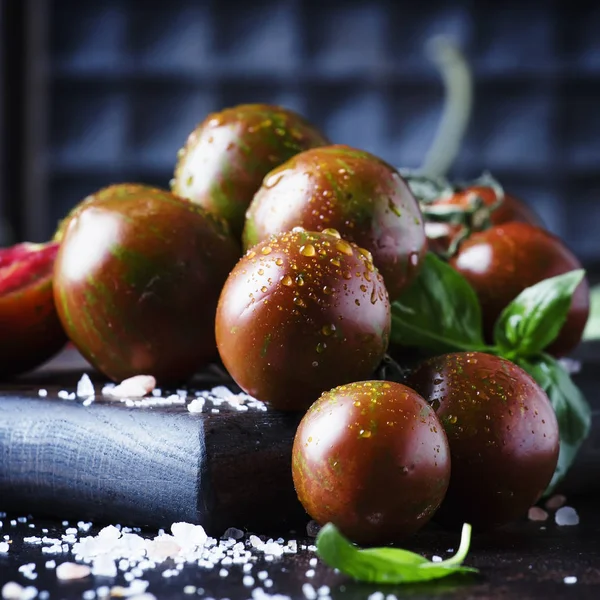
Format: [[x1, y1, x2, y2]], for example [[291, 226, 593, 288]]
[[305, 569, 315, 578], [528, 507, 548, 522], [302, 584, 317, 600], [555, 506, 579, 526], [104, 375, 156, 398], [219, 568, 228, 577], [243, 576, 255, 587], [431, 555, 443, 563], [1, 583, 23, 600], [368, 593, 384, 600], [564, 576, 577, 584], [92, 556, 118, 578], [77, 373, 95, 398], [38, 389, 47, 397], [56, 562, 91, 580], [38, 592, 49, 600], [317, 586, 330, 596], [545, 494, 567, 511], [309, 557, 317, 567], [187, 399, 205, 413], [171, 522, 207, 548], [0, 542, 8, 553], [223, 527, 244, 540]]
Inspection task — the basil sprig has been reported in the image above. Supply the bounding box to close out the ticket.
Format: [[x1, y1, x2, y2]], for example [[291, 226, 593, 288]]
[[316, 523, 477, 584], [391, 254, 485, 353], [390, 255, 592, 492]]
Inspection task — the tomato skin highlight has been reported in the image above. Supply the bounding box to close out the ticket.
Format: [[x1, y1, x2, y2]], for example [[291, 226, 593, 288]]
[[53, 188, 240, 384], [0, 242, 67, 379], [292, 380, 451, 545], [216, 230, 391, 411], [173, 104, 329, 238], [426, 186, 542, 256], [450, 222, 589, 356], [244, 145, 427, 301], [407, 352, 560, 529]]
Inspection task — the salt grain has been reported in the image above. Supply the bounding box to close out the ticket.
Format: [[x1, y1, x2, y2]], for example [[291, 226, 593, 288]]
[[368, 593, 384, 600], [564, 576, 577, 584], [309, 557, 317, 567], [77, 373, 95, 398], [302, 584, 317, 600], [545, 494, 567, 511], [104, 375, 156, 398], [431, 555, 443, 563], [555, 506, 579, 526], [92, 556, 118, 578], [528, 507, 549, 522], [83, 592, 96, 600], [56, 562, 91, 580], [183, 586, 197, 594], [1, 583, 23, 600], [38, 389, 47, 397], [305, 569, 315, 578], [243, 576, 255, 586], [223, 527, 244, 540], [0, 542, 8, 553]]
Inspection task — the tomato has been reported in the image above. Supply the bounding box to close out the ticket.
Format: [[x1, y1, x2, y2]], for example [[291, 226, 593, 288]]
[[216, 229, 390, 411], [172, 104, 328, 238], [450, 222, 589, 356], [53, 187, 240, 383], [0, 242, 66, 378], [407, 352, 559, 529], [292, 380, 451, 544], [244, 145, 427, 301], [426, 186, 542, 256]]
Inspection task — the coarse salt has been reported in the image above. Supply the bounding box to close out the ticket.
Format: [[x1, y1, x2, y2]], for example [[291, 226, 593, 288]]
[[0, 542, 8, 553], [545, 494, 567, 511], [564, 576, 577, 584], [56, 562, 91, 580], [77, 373, 95, 398], [528, 507, 549, 522], [555, 506, 579, 526], [1, 583, 24, 600], [104, 375, 156, 398]]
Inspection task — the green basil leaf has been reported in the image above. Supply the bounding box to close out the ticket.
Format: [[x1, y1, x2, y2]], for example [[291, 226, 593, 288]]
[[316, 523, 477, 584], [583, 284, 600, 341], [494, 270, 585, 357], [520, 354, 592, 493], [391, 253, 485, 353]]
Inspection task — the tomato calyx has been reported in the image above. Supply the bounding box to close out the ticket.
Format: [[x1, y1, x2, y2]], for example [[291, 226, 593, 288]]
[[0, 241, 59, 297], [422, 173, 505, 258]]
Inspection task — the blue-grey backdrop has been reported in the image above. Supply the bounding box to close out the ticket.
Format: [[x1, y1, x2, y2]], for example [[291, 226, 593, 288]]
[[49, 0, 600, 261]]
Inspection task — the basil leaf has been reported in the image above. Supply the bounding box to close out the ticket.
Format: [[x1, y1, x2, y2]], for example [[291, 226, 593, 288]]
[[583, 284, 600, 341], [316, 523, 477, 584], [494, 270, 585, 358], [391, 253, 485, 353], [520, 354, 592, 493]]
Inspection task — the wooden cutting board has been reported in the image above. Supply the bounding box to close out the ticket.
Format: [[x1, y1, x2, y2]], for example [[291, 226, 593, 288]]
[[0, 354, 306, 535], [1, 349, 599, 536]]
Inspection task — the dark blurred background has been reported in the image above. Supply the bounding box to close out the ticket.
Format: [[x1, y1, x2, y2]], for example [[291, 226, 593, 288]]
[[1, 0, 599, 262]]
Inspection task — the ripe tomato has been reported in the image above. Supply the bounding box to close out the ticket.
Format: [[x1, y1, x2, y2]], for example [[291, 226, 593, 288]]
[[450, 222, 589, 356]]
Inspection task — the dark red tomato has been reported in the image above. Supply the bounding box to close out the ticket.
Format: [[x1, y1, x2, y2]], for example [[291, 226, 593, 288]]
[[426, 186, 542, 256], [53, 188, 240, 383], [53, 183, 162, 241], [407, 352, 559, 529], [243, 145, 427, 301], [292, 380, 451, 545], [0, 242, 67, 379], [172, 104, 328, 238], [450, 222, 589, 356], [216, 229, 390, 411]]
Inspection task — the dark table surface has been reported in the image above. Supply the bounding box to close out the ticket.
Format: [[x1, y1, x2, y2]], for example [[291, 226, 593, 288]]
[[1, 347, 600, 600]]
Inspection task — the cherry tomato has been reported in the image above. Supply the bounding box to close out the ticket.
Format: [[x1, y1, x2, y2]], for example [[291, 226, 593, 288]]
[[407, 352, 559, 529], [216, 229, 390, 411], [292, 380, 451, 544], [450, 222, 589, 356]]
